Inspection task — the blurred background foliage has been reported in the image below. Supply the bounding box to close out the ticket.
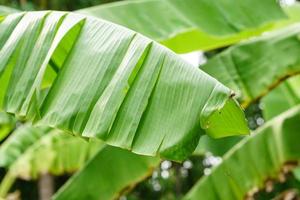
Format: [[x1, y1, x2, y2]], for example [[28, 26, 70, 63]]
[[1, 0, 300, 200], [0, 0, 120, 11]]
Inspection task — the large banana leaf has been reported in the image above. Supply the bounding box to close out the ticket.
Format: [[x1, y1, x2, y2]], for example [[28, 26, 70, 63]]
[[185, 105, 300, 200], [53, 146, 160, 200], [0, 11, 248, 161], [78, 0, 285, 53], [203, 22, 300, 108], [262, 75, 300, 120]]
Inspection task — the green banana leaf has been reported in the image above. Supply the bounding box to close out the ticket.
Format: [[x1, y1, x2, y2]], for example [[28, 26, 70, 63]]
[[53, 146, 160, 200], [203, 22, 300, 108], [0, 124, 49, 168], [185, 105, 300, 200], [262, 75, 300, 120], [0, 125, 101, 178], [78, 0, 285, 53], [0, 125, 101, 197], [0, 11, 248, 161]]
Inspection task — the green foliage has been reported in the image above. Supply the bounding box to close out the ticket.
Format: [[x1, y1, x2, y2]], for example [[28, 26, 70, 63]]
[[0, 125, 102, 197], [0, 127, 101, 179], [0, 0, 119, 11], [185, 105, 300, 200], [262, 75, 300, 120], [202, 22, 300, 107], [79, 0, 285, 53], [53, 146, 160, 200], [1, 1, 300, 200], [0, 123, 160, 200], [0, 11, 248, 161]]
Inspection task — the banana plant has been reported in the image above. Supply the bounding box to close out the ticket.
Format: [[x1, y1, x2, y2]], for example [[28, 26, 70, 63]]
[[184, 5, 300, 198], [1, 0, 300, 199]]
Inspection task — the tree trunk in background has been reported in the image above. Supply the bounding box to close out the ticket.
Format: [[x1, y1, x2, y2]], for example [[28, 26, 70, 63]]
[[38, 174, 54, 200], [174, 163, 182, 198], [39, 0, 48, 9], [19, 0, 27, 7]]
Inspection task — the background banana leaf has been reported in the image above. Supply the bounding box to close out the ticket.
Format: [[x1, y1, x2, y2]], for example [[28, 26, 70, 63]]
[[53, 146, 160, 200], [202, 22, 300, 107], [78, 0, 286, 53]]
